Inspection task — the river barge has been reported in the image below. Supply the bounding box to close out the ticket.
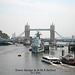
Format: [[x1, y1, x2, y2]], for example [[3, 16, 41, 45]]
[[61, 54, 75, 66]]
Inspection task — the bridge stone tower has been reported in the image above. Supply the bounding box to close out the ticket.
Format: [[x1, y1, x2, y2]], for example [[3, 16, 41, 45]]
[[50, 23, 56, 44], [24, 23, 30, 45], [25, 23, 30, 39]]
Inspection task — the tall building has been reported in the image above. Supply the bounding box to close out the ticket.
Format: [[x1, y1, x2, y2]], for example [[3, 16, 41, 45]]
[[0, 30, 9, 39], [72, 35, 75, 40], [12, 33, 16, 38]]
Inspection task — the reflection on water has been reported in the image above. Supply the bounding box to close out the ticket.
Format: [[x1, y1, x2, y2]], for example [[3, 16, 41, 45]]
[[50, 50, 55, 55], [0, 44, 75, 75]]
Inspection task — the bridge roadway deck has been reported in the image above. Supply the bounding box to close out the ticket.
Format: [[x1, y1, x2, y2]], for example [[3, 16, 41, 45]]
[[30, 29, 50, 31]]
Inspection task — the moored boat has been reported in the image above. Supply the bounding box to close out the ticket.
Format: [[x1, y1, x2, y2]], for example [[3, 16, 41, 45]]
[[61, 54, 75, 66], [31, 31, 44, 53]]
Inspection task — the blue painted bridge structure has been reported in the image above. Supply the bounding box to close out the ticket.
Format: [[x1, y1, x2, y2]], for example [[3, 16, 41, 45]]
[[0, 28, 75, 42], [30, 29, 50, 31]]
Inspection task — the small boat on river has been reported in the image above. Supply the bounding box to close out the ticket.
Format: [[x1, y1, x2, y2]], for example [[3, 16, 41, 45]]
[[18, 54, 21, 57], [41, 56, 61, 64]]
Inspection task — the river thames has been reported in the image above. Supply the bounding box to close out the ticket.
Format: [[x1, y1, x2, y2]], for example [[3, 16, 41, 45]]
[[0, 44, 75, 75]]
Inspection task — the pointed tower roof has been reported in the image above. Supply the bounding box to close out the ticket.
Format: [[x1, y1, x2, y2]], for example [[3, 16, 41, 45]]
[[51, 22, 55, 27], [52, 22, 54, 25], [27, 22, 28, 25], [25, 22, 30, 27]]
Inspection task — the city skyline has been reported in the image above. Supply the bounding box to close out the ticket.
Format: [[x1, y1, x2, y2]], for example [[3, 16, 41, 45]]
[[0, 0, 75, 38]]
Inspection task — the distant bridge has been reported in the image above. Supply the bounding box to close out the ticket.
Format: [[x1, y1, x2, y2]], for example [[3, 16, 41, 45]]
[[0, 30, 75, 43], [56, 39, 75, 42], [0, 25, 75, 43]]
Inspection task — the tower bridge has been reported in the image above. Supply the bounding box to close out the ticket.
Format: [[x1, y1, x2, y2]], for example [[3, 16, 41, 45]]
[[0, 23, 75, 44], [24, 23, 55, 45]]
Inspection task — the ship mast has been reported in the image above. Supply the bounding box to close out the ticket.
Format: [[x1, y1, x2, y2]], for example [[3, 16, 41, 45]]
[[35, 31, 41, 39]]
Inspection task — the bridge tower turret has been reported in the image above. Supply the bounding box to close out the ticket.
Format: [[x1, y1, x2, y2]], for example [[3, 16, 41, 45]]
[[24, 23, 30, 45], [25, 23, 30, 39], [50, 23, 56, 44]]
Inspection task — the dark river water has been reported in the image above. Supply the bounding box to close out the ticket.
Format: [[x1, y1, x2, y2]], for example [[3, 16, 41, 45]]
[[0, 44, 75, 75]]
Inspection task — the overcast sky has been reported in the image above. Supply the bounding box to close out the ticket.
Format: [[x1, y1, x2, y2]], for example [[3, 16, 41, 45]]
[[0, 0, 75, 38]]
